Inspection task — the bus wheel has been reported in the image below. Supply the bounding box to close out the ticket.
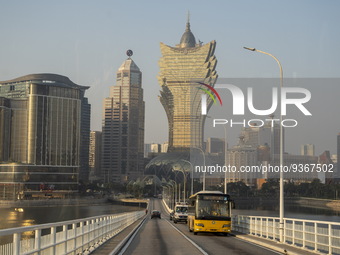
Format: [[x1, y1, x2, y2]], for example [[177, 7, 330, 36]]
[[194, 232, 198, 235]]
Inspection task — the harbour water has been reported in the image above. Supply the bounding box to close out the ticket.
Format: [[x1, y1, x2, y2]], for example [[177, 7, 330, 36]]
[[0, 199, 339, 245], [0, 203, 142, 231]]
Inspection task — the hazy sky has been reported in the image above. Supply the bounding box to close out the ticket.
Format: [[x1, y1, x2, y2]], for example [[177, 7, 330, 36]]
[[0, 0, 339, 155]]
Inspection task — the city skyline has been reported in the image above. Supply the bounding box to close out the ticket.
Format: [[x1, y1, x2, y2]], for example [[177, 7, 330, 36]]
[[0, 1, 339, 156]]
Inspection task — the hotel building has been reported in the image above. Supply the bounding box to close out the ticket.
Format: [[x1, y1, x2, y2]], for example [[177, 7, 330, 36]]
[[0, 74, 90, 200], [158, 19, 218, 151]]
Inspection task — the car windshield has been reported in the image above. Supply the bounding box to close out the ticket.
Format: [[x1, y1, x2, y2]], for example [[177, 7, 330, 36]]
[[175, 207, 187, 213], [153, 211, 159, 213]]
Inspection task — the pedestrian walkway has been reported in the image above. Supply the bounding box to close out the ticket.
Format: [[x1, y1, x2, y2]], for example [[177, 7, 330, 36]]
[[91, 217, 145, 254], [232, 231, 320, 255]]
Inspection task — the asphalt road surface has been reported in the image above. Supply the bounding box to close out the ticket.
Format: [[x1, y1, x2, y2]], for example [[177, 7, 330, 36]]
[[122, 199, 283, 255]]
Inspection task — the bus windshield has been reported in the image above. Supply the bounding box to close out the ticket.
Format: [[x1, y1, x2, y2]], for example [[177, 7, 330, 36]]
[[196, 196, 230, 219]]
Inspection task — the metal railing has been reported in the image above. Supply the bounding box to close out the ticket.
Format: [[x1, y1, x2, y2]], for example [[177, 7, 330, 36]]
[[232, 215, 340, 255], [0, 210, 145, 255]]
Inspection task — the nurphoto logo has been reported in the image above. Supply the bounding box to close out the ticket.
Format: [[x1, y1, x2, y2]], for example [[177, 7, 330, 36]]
[[199, 82, 312, 128]]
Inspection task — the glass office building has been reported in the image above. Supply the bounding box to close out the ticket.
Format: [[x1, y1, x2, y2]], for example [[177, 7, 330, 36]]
[[158, 20, 218, 152], [0, 74, 90, 200], [102, 57, 145, 183]]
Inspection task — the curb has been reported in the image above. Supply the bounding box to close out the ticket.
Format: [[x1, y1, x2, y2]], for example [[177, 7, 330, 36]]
[[232, 233, 320, 255], [108, 215, 147, 255]]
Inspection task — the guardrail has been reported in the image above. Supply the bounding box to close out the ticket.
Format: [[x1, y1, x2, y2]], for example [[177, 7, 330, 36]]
[[0, 210, 145, 255], [232, 215, 340, 255]]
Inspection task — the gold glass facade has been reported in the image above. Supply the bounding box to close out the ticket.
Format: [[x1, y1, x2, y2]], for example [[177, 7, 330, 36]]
[[158, 22, 218, 151]]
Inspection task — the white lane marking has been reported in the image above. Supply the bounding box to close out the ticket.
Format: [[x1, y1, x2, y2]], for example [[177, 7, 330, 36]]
[[161, 199, 282, 254], [165, 220, 209, 255], [235, 236, 284, 255]]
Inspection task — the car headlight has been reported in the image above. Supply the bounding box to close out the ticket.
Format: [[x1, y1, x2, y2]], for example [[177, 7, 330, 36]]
[[195, 223, 204, 227], [222, 224, 231, 228]]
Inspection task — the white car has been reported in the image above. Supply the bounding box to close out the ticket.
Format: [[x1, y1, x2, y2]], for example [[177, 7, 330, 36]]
[[173, 205, 188, 224]]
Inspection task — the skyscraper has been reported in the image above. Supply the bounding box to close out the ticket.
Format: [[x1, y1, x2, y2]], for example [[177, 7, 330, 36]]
[[241, 118, 283, 156], [158, 18, 217, 152], [301, 144, 315, 156], [80, 93, 91, 182], [206, 138, 225, 154], [0, 74, 90, 200], [227, 136, 258, 185], [102, 52, 145, 183]]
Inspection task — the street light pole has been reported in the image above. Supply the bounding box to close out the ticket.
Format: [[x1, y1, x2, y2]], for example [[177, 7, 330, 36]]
[[178, 183, 181, 202], [170, 180, 178, 205], [243, 47, 284, 243], [195, 147, 206, 191], [182, 160, 193, 196], [176, 161, 188, 203], [166, 183, 174, 209], [224, 125, 228, 194]]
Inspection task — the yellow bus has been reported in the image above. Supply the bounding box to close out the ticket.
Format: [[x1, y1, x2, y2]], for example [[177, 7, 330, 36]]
[[187, 191, 233, 235]]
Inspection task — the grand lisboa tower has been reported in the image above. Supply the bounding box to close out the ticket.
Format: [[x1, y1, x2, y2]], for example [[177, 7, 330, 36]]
[[145, 17, 218, 187]]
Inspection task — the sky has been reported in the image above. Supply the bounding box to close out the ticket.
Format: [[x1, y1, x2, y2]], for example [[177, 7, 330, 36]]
[[0, 0, 339, 155]]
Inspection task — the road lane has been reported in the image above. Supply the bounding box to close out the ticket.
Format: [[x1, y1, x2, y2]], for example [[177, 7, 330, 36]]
[[122, 199, 205, 255], [122, 199, 282, 255], [157, 199, 282, 255]]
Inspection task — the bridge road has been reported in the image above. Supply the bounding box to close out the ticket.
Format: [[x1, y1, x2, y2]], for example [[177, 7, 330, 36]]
[[122, 198, 203, 255], [122, 199, 282, 255]]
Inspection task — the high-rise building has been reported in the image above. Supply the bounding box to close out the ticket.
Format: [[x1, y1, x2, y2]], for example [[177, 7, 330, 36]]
[[319, 150, 334, 182], [144, 142, 168, 157], [242, 118, 283, 156], [102, 52, 145, 183], [158, 18, 217, 152], [161, 142, 168, 153], [0, 97, 10, 162], [301, 144, 315, 156], [144, 144, 152, 158], [206, 138, 225, 154], [0, 74, 90, 200], [79, 93, 91, 182], [150, 143, 161, 153], [89, 131, 102, 182], [227, 136, 258, 186]]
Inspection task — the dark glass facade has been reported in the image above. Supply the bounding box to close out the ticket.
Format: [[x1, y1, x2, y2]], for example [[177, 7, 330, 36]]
[[79, 95, 91, 182], [0, 74, 90, 200]]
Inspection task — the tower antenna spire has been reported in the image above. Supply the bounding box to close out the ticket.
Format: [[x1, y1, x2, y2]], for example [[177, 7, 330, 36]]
[[186, 11, 191, 31]]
